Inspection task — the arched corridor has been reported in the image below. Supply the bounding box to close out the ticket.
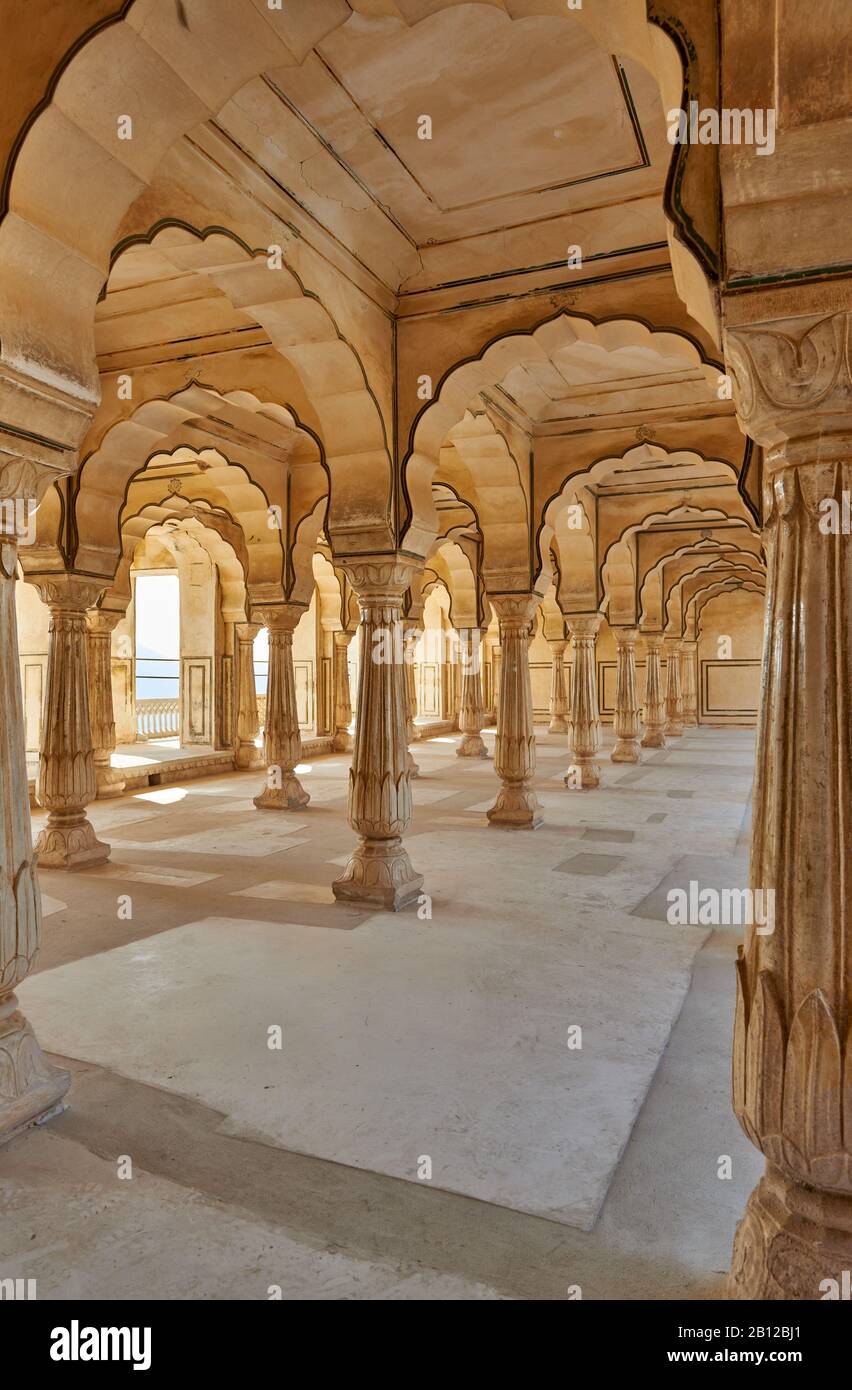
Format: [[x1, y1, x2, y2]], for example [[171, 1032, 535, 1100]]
[[0, 0, 850, 1317]]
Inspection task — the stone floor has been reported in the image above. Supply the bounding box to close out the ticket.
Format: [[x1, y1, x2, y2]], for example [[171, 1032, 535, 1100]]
[[1, 725, 762, 1300]]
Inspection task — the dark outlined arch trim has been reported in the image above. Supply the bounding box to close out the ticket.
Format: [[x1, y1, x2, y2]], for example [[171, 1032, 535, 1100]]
[[100, 219, 395, 545], [0, 1, 135, 224], [647, 6, 722, 284], [71, 381, 328, 594], [400, 305, 727, 541]]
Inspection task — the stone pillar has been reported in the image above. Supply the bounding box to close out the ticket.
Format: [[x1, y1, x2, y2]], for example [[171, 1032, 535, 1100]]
[[234, 621, 262, 770], [332, 629, 353, 752], [32, 575, 109, 869], [641, 634, 666, 749], [723, 309, 852, 1299], [547, 639, 570, 734], [0, 539, 71, 1142], [486, 595, 542, 828], [565, 614, 602, 790], [680, 641, 698, 726], [664, 637, 684, 737], [402, 618, 420, 779], [457, 627, 488, 758], [332, 558, 423, 911], [491, 644, 502, 727], [611, 627, 641, 764], [253, 605, 309, 811], [86, 608, 125, 798]]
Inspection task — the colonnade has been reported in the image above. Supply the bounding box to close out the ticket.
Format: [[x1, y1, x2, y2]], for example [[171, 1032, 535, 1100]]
[[24, 578, 701, 880]]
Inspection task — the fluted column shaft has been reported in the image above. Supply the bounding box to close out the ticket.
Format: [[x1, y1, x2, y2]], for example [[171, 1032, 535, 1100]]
[[486, 595, 542, 828], [491, 644, 502, 727], [402, 618, 420, 779], [332, 629, 354, 752], [641, 634, 666, 749], [253, 605, 309, 811], [566, 615, 602, 790], [234, 622, 262, 769], [457, 627, 488, 758], [664, 638, 684, 737], [679, 641, 698, 726], [611, 628, 641, 763], [332, 559, 423, 911], [547, 639, 570, 734], [86, 608, 125, 798], [724, 308, 852, 1299], [33, 575, 109, 869], [0, 540, 70, 1140]]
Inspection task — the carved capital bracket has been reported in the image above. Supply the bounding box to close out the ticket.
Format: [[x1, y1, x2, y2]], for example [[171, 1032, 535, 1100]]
[[724, 310, 852, 465], [488, 592, 541, 630], [29, 573, 106, 616], [342, 555, 421, 605], [253, 603, 305, 635]]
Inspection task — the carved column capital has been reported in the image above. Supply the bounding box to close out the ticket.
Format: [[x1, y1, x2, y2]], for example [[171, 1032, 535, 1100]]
[[724, 310, 852, 465], [85, 607, 124, 638], [488, 592, 541, 630], [342, 555, 421, 603], [30, 573, 106, 615], [566, 613, 603, 642], [253, 603, 305, 636]]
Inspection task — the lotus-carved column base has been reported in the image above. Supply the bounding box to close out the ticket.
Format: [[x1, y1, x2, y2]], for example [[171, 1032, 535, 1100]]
[[94, 770, 126, 800], [253, 776, 310, 812], [34, 809, 109, 870], [0, 995, 70, 1144], [611, 738, 640, 764], [458, 732, 488, 758], [333, 836, 423, 912], [564, 760, 601, 789], [486, 780, 542, 829], [729, 1165, 852, 1300]]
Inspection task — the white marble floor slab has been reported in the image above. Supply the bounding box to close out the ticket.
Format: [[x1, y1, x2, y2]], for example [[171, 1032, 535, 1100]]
[[21, 891, 705, 1230], [109, 822, 310, 858]]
